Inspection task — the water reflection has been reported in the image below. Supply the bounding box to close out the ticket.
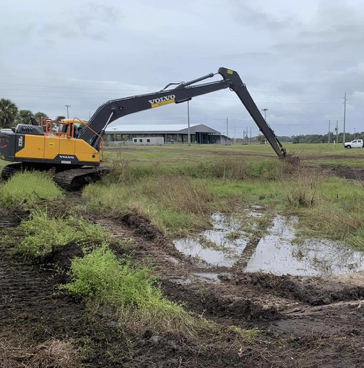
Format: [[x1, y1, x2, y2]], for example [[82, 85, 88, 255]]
[[173, 212, 364, 276]]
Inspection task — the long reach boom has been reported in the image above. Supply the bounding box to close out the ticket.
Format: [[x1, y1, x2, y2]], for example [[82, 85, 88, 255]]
[[79, 67, 286, 158]]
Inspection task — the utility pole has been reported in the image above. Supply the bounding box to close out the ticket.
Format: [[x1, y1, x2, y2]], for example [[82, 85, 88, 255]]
[[343, 93, 347, 145], [226, 117, 229, 145], [328, 120, 330, 143], [65, 105, 71, 119], [335, 121, 338, 144], [249, 127, 252, 144], [187, 101, 191, 146]]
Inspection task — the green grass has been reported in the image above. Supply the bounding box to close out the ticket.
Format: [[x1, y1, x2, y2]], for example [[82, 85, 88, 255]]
[[92, 144, 364, 248], [15, 211, 113, 259], [61, 245, 215, 337], [0, 171, 64, 207]]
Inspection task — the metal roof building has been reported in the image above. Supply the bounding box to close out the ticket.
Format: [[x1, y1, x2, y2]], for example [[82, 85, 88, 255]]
[[105, 124, 230, 144]]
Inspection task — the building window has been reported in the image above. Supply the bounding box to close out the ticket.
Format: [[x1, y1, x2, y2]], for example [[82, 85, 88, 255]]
[[133, 139, 137, 142], [147, 139, 150, 143], [139, 139, 143, 142]]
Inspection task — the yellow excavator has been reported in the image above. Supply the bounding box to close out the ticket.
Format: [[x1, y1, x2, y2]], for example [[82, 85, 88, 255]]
[[0, 67, 286, 190]]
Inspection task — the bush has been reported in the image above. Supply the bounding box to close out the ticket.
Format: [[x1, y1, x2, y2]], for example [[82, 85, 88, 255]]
[[0, 171, 63, 207], [16, 211, 112, 259]]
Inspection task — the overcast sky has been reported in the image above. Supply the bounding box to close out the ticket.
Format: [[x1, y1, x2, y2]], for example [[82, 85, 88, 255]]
[[1, 0, 364, 137]]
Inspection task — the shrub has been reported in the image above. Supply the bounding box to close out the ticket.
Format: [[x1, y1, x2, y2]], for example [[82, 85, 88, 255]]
[[0, 171, 64, 207], [16, 211, 112, 259]]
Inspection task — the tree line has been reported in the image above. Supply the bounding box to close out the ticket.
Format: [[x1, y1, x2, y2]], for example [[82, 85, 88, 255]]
[[278, 133, 364, 144], [0, 98, 65, 128]]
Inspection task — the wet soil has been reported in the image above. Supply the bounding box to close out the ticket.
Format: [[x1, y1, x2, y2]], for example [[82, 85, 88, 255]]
[[321, 164, 364, 181], [2, 205, 364, 367]]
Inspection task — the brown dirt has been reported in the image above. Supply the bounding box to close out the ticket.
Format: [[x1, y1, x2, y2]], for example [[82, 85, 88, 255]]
[[320, 164, 364, 181], [2, 205, 364, 367]]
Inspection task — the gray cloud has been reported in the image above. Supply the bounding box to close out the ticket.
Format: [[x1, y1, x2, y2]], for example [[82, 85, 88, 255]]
[[0, 0, 363, 137]]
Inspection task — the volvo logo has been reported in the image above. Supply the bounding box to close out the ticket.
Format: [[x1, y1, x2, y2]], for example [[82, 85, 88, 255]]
[[148, 95, 175, 108]]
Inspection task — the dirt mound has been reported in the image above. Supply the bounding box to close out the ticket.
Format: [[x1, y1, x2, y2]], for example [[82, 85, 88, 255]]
[[0, 206, 29, 229], [321, 165, 364, 181], [121, 212, 163, 240], [43, 242, 83, 270], [161, 280, 279, 322], [231, 273, 364, 305]]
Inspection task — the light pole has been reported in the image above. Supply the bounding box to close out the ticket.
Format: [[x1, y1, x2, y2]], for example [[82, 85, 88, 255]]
[[343, 92, 347, 145], [65, 105, 71, 119]]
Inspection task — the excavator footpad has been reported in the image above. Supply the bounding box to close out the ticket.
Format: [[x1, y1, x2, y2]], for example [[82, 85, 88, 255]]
[[54, 167, 112, 191]]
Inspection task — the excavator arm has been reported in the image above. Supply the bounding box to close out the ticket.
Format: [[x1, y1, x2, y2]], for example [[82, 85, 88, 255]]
[[79, 67, 286, 158]]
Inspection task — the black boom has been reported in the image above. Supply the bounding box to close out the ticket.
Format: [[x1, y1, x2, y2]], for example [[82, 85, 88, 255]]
[[78, 67, 286, 158]]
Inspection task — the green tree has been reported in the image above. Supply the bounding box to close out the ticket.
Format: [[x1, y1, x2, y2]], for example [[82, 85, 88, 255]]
[[55, 116, 66, 121], [15, 110, 34, 125], [34, 111, 48, 123], [0, 98, 18, 128]]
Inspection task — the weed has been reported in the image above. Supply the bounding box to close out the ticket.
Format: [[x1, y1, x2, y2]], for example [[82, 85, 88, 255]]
[[61, 245, 216, 337], [16, 211, 112, 259], [282, 168, 319, 207], [0, 171, 63, 207]]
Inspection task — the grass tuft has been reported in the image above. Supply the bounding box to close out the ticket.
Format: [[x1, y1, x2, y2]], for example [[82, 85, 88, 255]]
[[0, 171, 63, 207], [15, 211, 112, 259], [61, 245, 215, 336]]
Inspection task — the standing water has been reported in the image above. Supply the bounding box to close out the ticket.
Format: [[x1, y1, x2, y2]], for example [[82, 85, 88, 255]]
[[173, 212, 364, 276]]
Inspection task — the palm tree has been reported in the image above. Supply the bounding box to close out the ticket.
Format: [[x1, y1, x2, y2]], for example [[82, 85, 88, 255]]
[[0, 99, 18, 128], [15, 110, 34, 125], [34, 111, 48, 123]]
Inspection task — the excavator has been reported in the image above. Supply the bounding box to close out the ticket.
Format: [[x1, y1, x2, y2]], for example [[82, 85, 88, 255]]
[[0, 67, 286, 190]]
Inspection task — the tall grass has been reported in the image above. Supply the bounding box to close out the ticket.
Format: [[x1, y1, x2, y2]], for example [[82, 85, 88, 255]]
[[0, 171, 63, 207], [84, 176, 213, 236], [106, 156, 291, 184], [85, 158, 292, 236]]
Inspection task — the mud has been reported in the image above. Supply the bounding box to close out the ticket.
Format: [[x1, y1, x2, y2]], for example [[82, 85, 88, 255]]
[[120, 212, 163, 240], [230, 272, 364, 306], [0, 206, 29, 229], [2, 205, 364, 367], [321, 164, 364, 181]]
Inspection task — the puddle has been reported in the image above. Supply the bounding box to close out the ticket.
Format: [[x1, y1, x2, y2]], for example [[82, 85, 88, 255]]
[[245, 216, 364, 276], [173, 212, 364, 277], [173, 213, 249, 268]]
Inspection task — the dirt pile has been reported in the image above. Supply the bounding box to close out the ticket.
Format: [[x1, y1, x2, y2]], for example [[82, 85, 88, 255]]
[[230, 272, 364, 305]]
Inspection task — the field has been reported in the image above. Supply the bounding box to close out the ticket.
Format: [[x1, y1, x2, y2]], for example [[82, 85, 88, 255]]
[[1, 143, 364, 367]]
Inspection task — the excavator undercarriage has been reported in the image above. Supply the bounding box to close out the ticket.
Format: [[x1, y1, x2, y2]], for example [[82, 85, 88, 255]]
[[0, 67, 286, 190]]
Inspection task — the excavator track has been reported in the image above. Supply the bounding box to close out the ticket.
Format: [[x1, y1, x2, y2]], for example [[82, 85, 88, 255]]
[[54, 167, 112, 191], [1, 163, 23, 180]]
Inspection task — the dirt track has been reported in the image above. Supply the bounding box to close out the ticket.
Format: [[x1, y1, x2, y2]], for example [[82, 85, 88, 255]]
[[1, 207, 364, 367]]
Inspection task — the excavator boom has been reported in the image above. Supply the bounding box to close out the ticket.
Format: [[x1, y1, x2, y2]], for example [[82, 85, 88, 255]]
[[79, 67, 286, 158]]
